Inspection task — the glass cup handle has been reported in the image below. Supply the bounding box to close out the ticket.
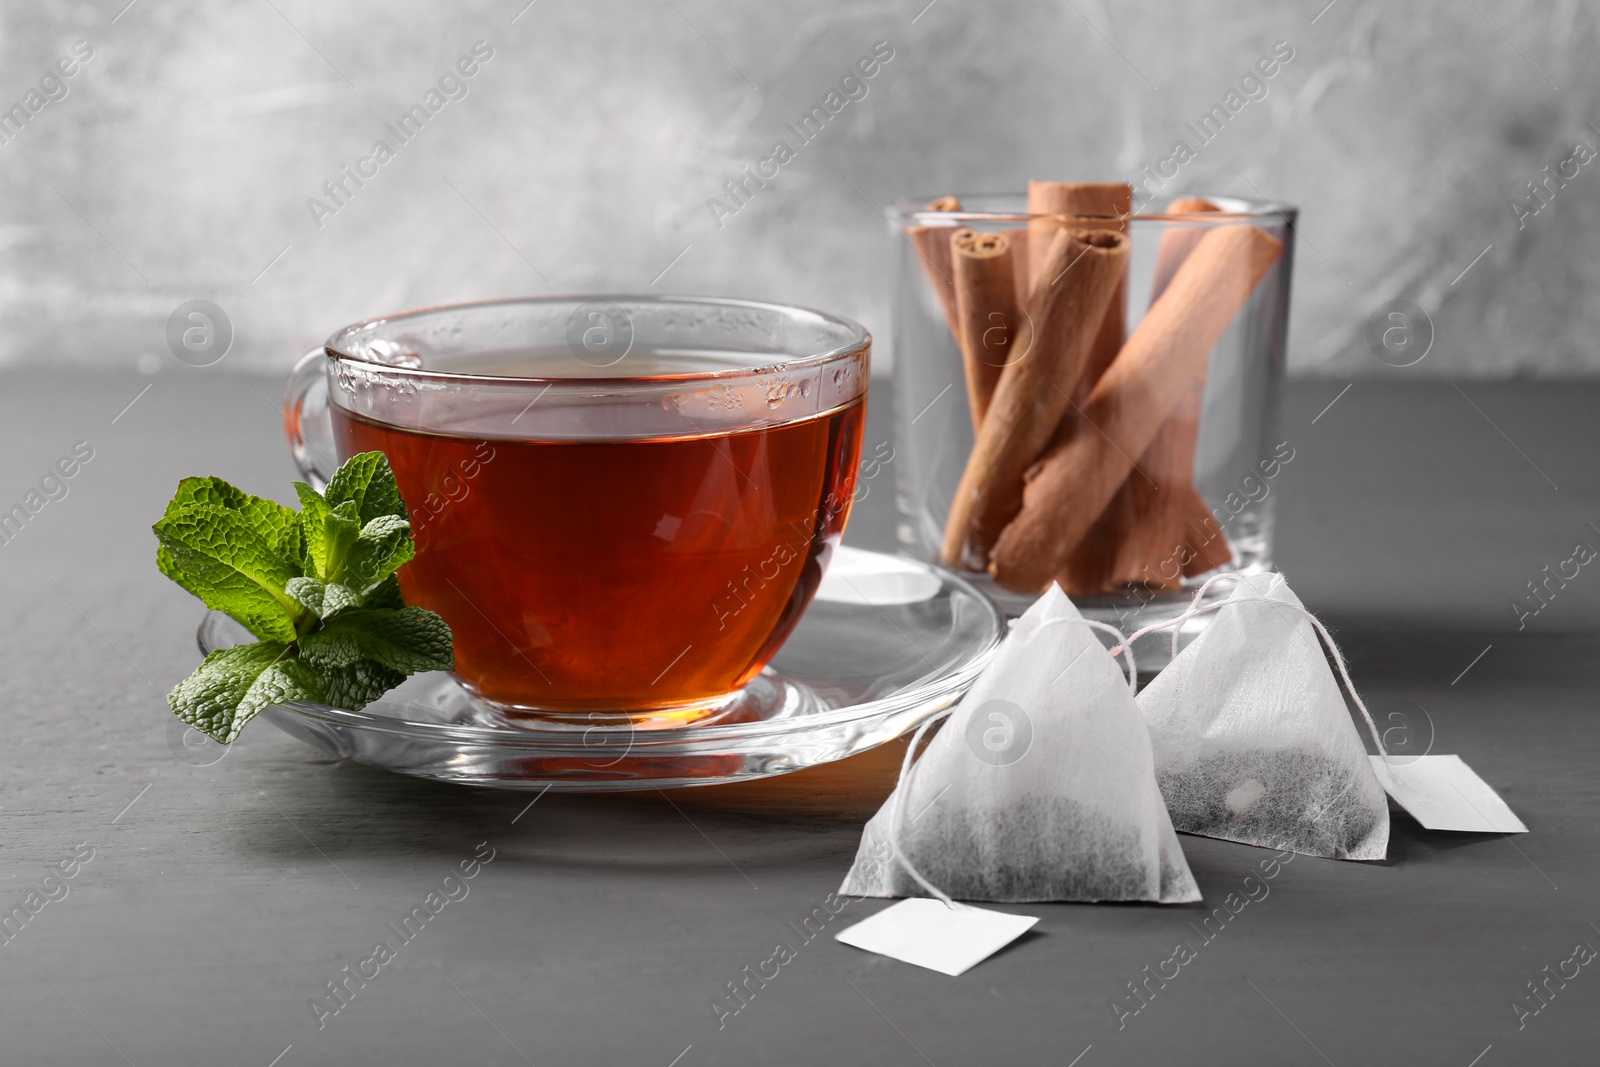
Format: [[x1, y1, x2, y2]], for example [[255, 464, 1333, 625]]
[[284, 348, 338, 490]]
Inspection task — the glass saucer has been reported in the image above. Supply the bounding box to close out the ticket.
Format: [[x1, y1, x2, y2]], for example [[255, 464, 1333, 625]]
[[195, 547, 1004, 791]]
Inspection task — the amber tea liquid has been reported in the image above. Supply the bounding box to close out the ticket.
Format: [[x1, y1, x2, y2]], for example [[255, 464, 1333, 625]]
[[331, 351, 864, 718]]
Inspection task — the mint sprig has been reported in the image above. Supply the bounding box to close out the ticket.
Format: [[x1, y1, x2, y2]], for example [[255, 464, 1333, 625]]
[[155, 452, 453, 743]]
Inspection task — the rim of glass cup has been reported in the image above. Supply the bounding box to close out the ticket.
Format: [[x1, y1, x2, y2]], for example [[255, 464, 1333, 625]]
[[322, 293, 872, 387], [892, 193, 1298, 225]]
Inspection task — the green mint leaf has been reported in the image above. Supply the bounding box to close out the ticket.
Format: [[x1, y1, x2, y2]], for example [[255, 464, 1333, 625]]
[[363, 574, 406, 610], [324, 451, 408, 526], [297, 606, 455, 675], [359, 514, 410, 540], [284, 576, 364, 618], [164, 476, 306, 573], [276, 522, 309, 574], [343, 514, 416, 592], [322, 657, 407, 711], [154, 504, 301, 642], [168, 641, 327, 742], [284, 576, 325, 615], [321, 582, 363, 616], [294, 482, 360, 584], [159, 451, 456, 741]]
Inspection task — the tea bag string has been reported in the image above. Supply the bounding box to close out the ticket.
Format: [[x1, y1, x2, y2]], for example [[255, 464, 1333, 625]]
[[885, 615, 1138, 909], [1132, 571, 1244, 660], [1112, 572, 1278, 665], [1110, 575, 1390, 759]]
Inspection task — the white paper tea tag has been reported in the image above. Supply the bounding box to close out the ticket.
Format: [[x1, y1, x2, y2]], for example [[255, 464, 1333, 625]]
[[834, 898, 1038, 976], [1368, 755, 1528, 834]]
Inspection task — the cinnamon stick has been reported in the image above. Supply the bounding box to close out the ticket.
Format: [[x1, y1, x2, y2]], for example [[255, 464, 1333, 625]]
[[988, 224, 1282, 593], [1030, 183, 1135, 595], [1102, 482, 1231, 589], [1149, 195, 1223, 300], [950, 229, 1021, 430], [939, 227, 1130, 570], [1027, 182, 1132, 397], [1118, 196, 1233, 586], [1077, 196, 1233, 593], [908, 196, 963, 341], [1006, 228, 1030, 292], [1026, 183, 1130, 285]]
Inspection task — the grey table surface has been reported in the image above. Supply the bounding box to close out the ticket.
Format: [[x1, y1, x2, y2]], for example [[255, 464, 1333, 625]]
[[1, 369, 1597, 1066]]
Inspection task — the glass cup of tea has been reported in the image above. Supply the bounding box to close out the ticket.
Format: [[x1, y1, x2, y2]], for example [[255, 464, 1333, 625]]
[[284, 296, 870, 726]]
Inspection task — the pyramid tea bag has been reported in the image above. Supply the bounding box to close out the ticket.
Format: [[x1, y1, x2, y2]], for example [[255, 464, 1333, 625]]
[[1133, 572, 1390, 860], [839, 586, 1199, 905]]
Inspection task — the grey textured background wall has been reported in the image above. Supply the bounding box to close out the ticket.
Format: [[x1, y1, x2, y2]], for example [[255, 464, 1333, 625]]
[[1, 0, 1593, 377]]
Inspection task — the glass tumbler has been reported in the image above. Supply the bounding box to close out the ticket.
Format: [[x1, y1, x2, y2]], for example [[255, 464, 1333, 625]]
[[891, 194, 1295, 670]]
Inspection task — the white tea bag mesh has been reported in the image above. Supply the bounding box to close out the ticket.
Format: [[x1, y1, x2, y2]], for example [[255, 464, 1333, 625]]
[[1135, 572, 1390, 861], [840, 586, 1200, 905]]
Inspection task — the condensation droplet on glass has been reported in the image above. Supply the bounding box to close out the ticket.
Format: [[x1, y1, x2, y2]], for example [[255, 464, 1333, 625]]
[[335, 362, 362, 397], [367, 339, 424, 369]]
